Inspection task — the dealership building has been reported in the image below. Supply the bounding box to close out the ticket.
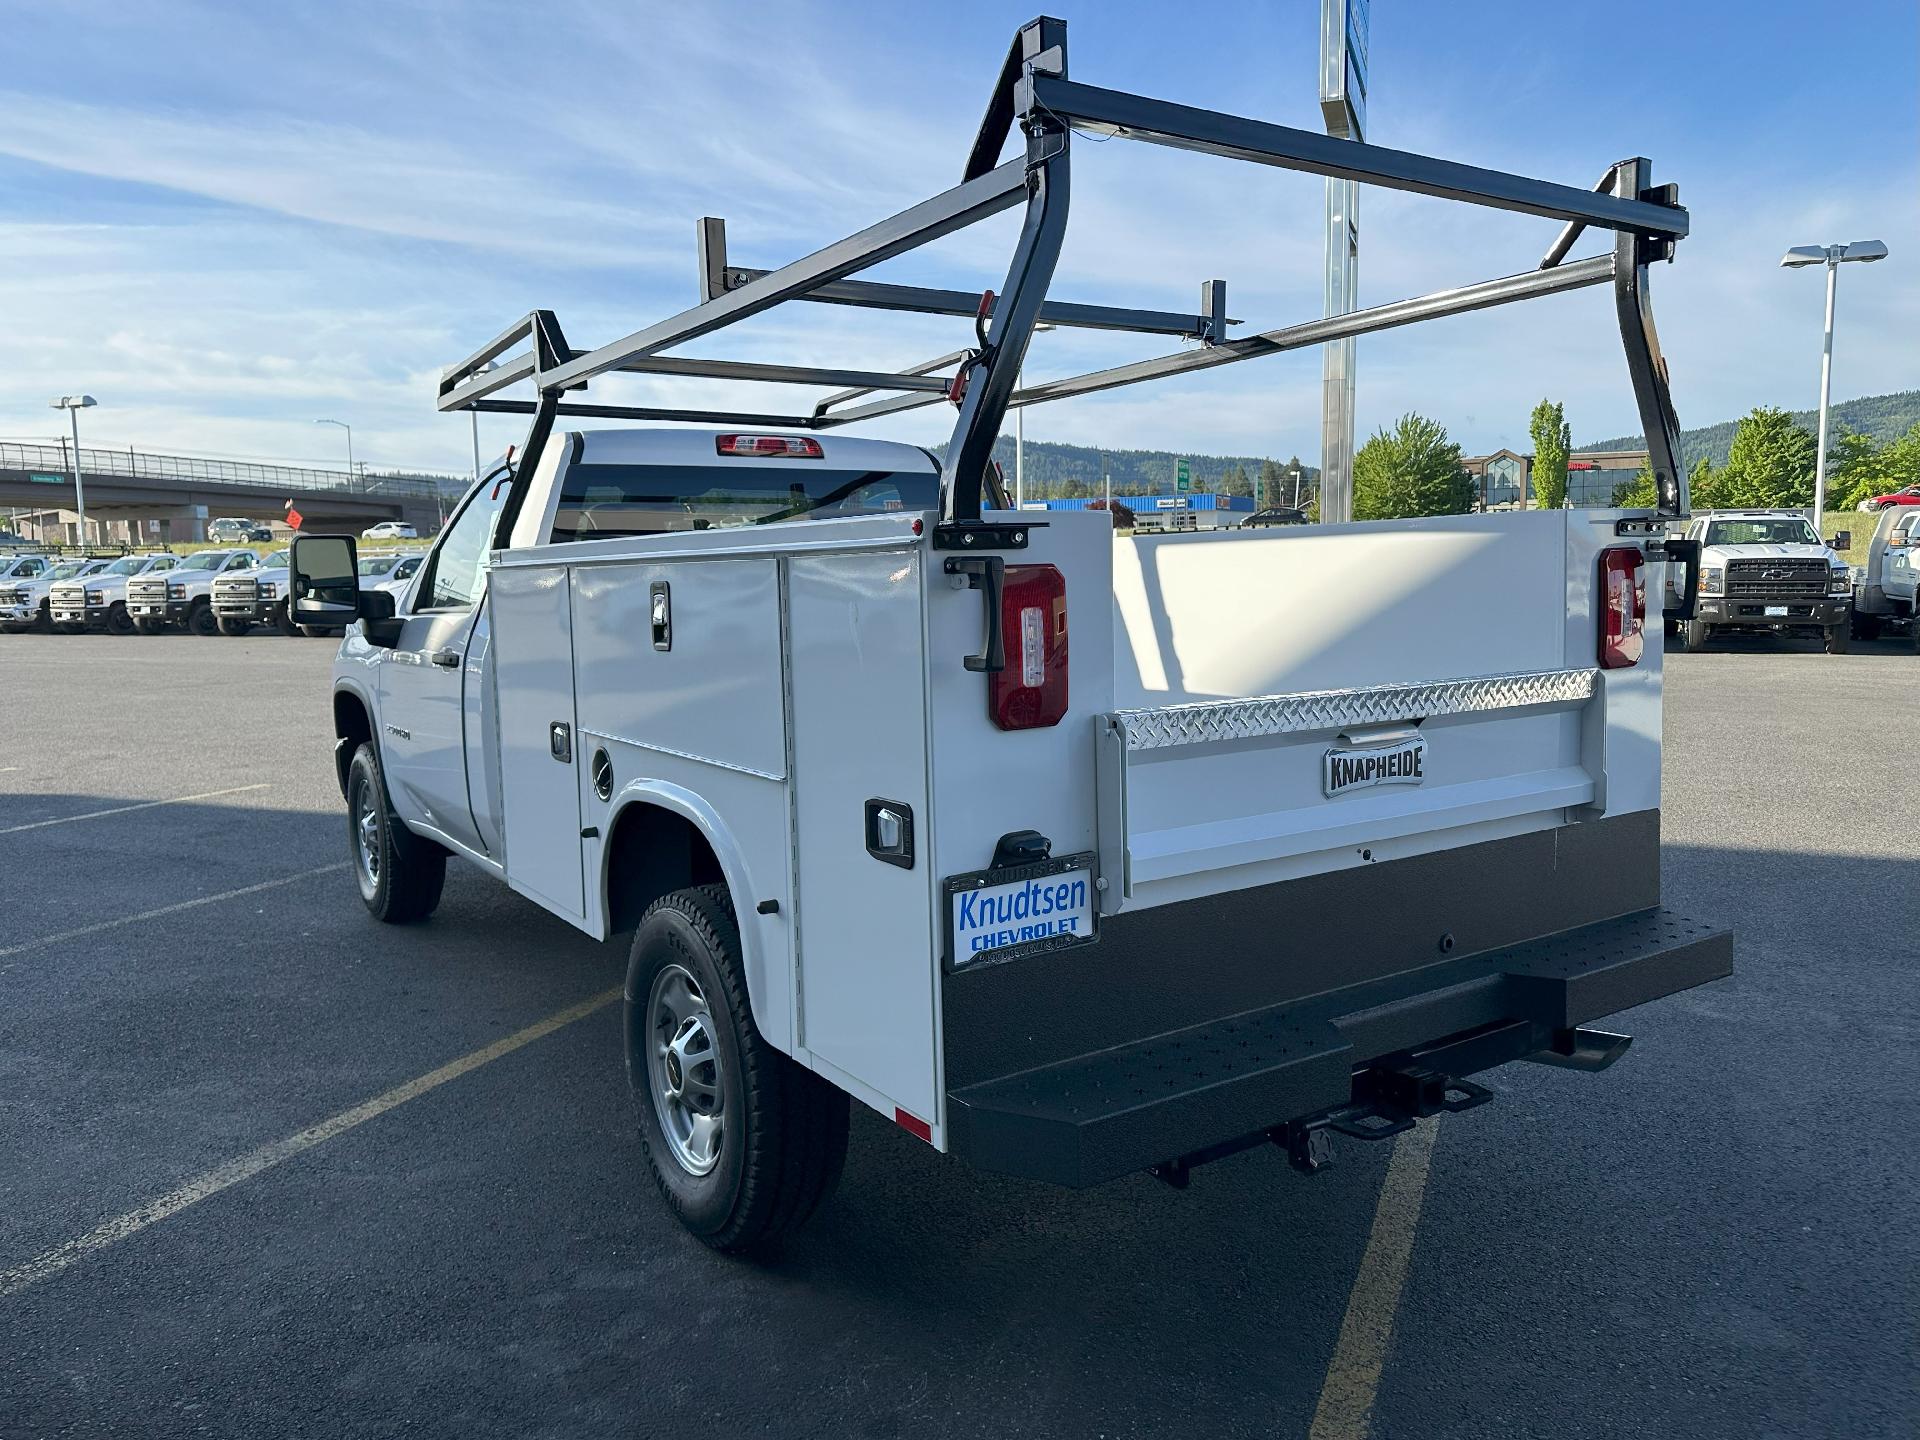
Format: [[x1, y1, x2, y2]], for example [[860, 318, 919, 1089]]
[[1462, 448, 1649, 509]]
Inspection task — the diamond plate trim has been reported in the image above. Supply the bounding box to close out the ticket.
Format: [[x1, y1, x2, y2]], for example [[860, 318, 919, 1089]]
[[1110, 667, 1598, 752]]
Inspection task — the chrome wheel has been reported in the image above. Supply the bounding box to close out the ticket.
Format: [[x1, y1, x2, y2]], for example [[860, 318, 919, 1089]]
[[647, 963, 723, 1176], [353, 781, 381, 893]]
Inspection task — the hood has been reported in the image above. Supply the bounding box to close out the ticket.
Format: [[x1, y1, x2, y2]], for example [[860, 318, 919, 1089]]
[[54, 573, 130, 598], [1702, 542, 1836, 562]]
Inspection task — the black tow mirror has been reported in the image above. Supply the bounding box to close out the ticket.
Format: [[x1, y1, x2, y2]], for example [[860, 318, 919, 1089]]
[[289, 535, 361, 628], [1831, 530, 1851, 552]]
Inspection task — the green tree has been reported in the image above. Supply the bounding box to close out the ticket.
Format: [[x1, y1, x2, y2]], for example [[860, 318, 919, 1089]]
[[1719, 406, 1816, 508], [1352, 413, 1475, 520], [1528, 399, 1572, 509], [1258, 458, 1283, 507], [1220, 462, 1251, 498], [1830, 423, 1920, 510], [1612, 454, 1717, 510]]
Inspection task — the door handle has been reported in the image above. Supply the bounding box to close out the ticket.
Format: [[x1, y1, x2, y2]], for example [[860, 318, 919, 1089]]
[[430, 648, 461, 669]]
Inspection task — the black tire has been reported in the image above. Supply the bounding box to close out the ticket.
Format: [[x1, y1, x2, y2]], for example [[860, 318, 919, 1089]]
[[217, 617, 251, 637], [28, 603, 52, 634], [186, 601, 218, 637], [274, 600, 298, 637], [1911, 619, 1920, 655], [300, 624, 335, 639], [1852, 612, 1883, 642], [626, 885, 848, 1255], [134, 618, 166, 636], [105, 603, 135, 636], [1682, 618, 1712, 652], [1663, 616, 1680, 638], [345, 744, 446, 924], [1824, 623, 1851, 655]]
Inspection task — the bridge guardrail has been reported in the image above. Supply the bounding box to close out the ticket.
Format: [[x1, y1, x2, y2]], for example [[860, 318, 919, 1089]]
[[0, 440, 451, 501]]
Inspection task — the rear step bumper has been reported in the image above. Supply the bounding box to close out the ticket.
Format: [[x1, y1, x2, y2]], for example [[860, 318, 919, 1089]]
[[945, 906, 1731, 1188]]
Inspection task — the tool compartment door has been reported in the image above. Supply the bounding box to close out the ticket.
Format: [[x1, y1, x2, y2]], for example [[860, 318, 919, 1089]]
[[787, 547, 937, 1124], [488, 563, 586, 925]]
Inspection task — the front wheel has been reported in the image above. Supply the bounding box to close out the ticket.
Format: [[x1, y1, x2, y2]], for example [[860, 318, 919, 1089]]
[[1824, 623, 1851, 655], [217, 617, 251, 637], [345, 744, 446, 923], [274, 600, 298, 637], [626, 885, 848, 1254], [1852, 612, 1883, 642], [187, 602, 219, 637], [106, 603, 135, 636], [1682, 618, 1712, 652]]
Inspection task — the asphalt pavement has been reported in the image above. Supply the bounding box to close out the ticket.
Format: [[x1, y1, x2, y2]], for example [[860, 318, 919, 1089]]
[[0, 629, 1914, 1439]]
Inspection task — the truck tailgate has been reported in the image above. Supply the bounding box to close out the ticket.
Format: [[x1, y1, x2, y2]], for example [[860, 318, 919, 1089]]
[[1100, 509, 1648, 913]]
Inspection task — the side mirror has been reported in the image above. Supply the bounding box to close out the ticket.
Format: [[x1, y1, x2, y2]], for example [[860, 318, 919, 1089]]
[[1831, 530, 1851, 552], [289, 535, 361, 627]]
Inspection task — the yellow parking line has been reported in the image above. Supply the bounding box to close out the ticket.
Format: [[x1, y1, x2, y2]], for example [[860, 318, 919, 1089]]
[[0, 986, 623, 1299], [0, 783, 271, 835], [1308, 1117, 1442, 1440], [0, 863, 350, 961]]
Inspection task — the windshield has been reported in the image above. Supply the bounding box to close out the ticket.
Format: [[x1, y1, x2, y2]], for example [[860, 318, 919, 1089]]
[[551, 462, 939, 541], [1704, 518, 1820, 547], [106, 556, 145, 575], [266, 550, 289, 567], [180, 552, 229, 571], [358, 556, 399, 576], [47, 562, 84, 581]]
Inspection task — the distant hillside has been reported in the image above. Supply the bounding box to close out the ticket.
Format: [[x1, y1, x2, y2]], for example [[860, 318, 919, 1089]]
[[1580, 389, 1920, 469], [940, 435, 1320, 501]]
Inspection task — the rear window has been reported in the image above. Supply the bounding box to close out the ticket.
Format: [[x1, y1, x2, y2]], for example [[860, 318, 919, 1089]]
[[551, 462, 938, 542]]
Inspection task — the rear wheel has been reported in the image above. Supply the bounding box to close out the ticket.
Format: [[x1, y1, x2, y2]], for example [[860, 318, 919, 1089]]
[[105, 603, 135, 636], [1682, 618, 1712, 652], [1824, 623, 1851, 655], [345, 744, 446, 923], [627, 885, 848, 1254], [187, 601, 218, 637], [217, 617, 251, 637]]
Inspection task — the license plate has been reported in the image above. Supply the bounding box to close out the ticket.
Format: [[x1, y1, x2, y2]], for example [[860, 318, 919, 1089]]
[[1764, 605, 1788, 616], [944, 852, 1097, 969], [1325, 734, 1428, 798]]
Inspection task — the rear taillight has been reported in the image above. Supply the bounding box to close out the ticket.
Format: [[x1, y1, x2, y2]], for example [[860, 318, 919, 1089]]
[[1599, 546, 1645, 669], [715, 434, 823, 459], [990, 564, 1068, 729]]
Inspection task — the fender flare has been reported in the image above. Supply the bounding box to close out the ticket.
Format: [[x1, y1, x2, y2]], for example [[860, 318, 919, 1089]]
[[330, 679, 379, 798], [601, 778, 788, 1053]]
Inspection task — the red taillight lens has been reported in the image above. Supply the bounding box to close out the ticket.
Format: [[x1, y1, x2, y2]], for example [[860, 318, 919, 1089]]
[[714, 434, 823, 459], [990, 564, 1068, 730], [1599, 546, 1645, 669]]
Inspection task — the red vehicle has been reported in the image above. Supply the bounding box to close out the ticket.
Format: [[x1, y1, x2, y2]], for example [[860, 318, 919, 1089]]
[[1863, 484, 1920, 511]]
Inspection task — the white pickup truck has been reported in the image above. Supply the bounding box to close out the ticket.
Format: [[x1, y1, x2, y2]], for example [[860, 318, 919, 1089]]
[[290, 19, 1730, 1253], [1844, 504, 1920, 649], [1664, 509, 1853, 653]]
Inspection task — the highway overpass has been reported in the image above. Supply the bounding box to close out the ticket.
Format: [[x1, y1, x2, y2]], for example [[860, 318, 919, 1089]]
[[0, 440, 453, 543]]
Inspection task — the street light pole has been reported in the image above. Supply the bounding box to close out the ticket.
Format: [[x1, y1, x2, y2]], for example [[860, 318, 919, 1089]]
[[314, 418, 356, 492], [1012, 324, 1054, 510], [1782, 240, 1888, 524], [49, 395, 97, 545]]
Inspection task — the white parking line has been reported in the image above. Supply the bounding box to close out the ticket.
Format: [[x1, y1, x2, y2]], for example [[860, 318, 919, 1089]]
[[0, 986, 622, 1299], [1308, 1118, 1442, 1440], [0, 863, 349, 962], [0, 784, 272, 835]]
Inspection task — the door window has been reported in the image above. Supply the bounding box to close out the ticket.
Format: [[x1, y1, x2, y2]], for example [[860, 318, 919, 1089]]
[[419, 466, 514, 610]]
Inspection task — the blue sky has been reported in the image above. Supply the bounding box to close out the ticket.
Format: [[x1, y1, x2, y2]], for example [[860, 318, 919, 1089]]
[[1, 0, 1913, 474]]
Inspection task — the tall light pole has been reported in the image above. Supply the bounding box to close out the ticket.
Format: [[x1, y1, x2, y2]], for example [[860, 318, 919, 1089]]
[[1318, 0, 1368, 524], [314, 418, 356, 491], [50, 395, 97, 545], [1782, 242, 1887, 524], [1013, 324, 1056, 509]]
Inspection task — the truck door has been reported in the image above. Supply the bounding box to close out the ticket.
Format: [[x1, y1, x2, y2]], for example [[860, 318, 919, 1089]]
[[376, 478, 510, 856]]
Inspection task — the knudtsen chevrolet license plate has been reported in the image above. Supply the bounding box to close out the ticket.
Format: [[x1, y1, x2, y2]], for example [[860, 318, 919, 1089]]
[[944, 852, 1097, 970], [1324, 734, 1428, 798]]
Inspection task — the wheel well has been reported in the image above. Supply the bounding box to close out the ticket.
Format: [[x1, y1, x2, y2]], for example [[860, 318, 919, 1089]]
[[604, 802, 728, 936], [333, 691, 372, 797]]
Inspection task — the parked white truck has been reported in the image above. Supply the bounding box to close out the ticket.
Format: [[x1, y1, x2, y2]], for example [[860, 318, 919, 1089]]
[[1844, 504, 1920, 649], [290, 20, 1730, 1253], [1665, 509, 1854, 653], [49, 552, 181, 634], [128, 548, 261, 635]]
